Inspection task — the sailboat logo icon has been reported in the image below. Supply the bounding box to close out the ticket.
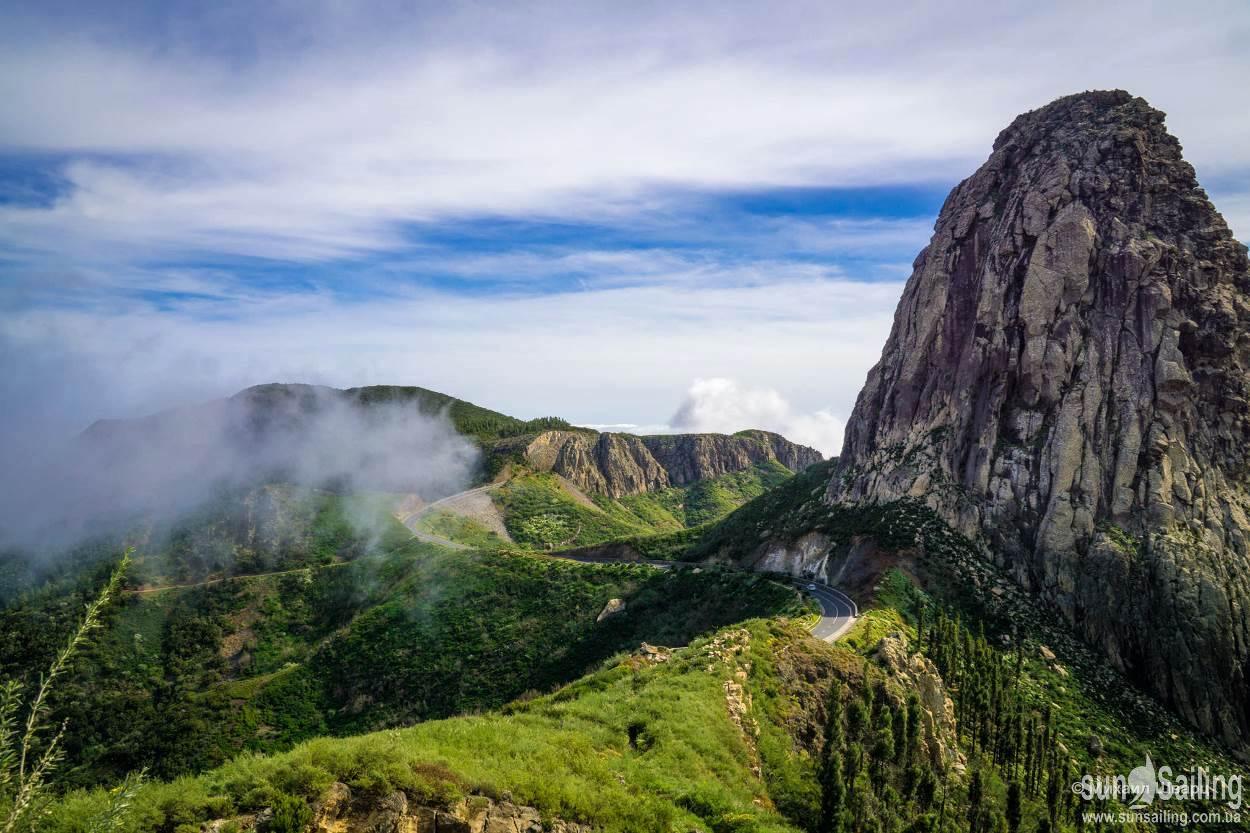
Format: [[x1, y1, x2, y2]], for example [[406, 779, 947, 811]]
[[1127, 755, 1157, 807]]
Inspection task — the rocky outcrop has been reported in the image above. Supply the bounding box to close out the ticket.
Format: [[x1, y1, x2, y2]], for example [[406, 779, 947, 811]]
[[523, 429, 822, 498], [831, 91, 1250, 750], [210, 784, 592, 833], [642, 430, 821, 483], [595, 598, 626, 622], [875, 634, 963, 770], [522, 431, 671, 496]]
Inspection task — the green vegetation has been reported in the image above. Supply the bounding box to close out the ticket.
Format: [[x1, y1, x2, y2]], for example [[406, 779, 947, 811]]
[[47, 621, 823, 833], [343, 385, 575, 444], [414, 511, 508, 551], [682, 461, 794, 526], [14, 435, 1248, 833], [0, 493, 806, 791], [494, 473, 654, 548], [488, 464, 794, 552], [48, 566, 1212, 833], [1, 553, 136, 833], [684, 459, 841, 560], [1098, 523, 1141, 556], [119, 485, 395, 589]]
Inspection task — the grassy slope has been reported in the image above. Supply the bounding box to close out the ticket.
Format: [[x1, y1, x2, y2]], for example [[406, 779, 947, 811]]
[[40, 463, 1250, 832], [414, 510, 510, 551], [47, 621, 794, 832], [47, 618, 938, 833]]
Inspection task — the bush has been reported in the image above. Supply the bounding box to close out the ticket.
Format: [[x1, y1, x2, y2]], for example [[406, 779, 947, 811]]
[[268, 793, 311, 833]]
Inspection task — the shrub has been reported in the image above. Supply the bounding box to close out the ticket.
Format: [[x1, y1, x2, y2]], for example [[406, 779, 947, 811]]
[[268, 793, 311, 833]]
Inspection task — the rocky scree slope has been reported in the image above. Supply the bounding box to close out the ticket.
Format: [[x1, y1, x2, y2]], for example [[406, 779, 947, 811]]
[[832, 91, 1250, 752], [508, 429, 823, 499]]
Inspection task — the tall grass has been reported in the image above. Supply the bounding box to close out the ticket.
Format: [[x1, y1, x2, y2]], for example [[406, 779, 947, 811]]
[[0, 551, 137, 833]]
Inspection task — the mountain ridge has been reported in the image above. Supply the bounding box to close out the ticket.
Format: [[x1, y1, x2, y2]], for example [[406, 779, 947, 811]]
[[503, 427, 823, 499], [82, 382, 823, 500]]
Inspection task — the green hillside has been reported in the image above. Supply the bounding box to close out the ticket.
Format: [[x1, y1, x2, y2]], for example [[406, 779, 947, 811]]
[[26, 472, 1250, 832], [419, 462, 796, 552], [44, 619, 940, 833], [341, 384, 574, 444], [0, 491, 807, 791]]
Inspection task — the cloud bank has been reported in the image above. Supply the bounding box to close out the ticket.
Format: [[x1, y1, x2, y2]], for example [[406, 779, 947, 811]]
[[1, 1, 1248, 265], [1, 0, 1248, 513]]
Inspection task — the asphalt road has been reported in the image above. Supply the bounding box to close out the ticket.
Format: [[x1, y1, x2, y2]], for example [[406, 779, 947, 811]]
[[800, 581, 860, 642], [395, 488, 860, 643]]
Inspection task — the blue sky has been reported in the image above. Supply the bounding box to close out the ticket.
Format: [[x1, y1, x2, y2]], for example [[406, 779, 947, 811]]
[[2, 1, 1249, 457]]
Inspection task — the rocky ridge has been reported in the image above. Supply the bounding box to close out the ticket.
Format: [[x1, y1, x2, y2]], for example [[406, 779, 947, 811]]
[[520, 429, 823, 498], [206, 782, 590, 833], [831, 90, 1250, 751]]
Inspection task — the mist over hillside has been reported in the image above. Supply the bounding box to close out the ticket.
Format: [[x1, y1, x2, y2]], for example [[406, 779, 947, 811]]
[[0, 384, 479, 554]]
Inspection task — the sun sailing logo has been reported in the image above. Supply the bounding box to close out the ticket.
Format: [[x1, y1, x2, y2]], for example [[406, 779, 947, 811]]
[[1073, 755, 1243, 811]]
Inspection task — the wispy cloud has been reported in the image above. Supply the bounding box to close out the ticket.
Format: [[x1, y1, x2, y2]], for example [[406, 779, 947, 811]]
[[1, 0, 1248, 461], [0, 272, 903, 453], [2, 2, 1248, 263]]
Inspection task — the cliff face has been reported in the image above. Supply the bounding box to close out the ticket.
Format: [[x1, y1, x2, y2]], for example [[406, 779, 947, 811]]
[[523, 429, 823, 498], [832, 91, 1250, 749]]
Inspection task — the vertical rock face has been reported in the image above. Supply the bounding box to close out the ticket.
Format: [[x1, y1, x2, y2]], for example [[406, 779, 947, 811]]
[[522, 429, 823, 498], [832, 91, 1250, 750]]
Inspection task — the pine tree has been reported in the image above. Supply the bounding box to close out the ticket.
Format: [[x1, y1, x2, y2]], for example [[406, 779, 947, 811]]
[[872, 711, 894, 784], [893, 703, 908, 763], [1006, 780, 1023, 833], [905, 693, 921, 764], [847, 698, 869, 743], [818, 684, 846, 833], [968, 769, 985, 833]]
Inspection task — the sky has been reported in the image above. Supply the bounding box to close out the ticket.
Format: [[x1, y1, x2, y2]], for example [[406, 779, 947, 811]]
[[2, 1, 1249, 459]]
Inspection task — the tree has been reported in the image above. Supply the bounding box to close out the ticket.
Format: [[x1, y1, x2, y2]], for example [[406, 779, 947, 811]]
[[1006, 780, 1023, 833], [847, 698, 869, 743], [905, 694, 922, 764], [894, 703, 909, 762], [967, 769, 985, 833], [1, 552, 134, 833], [818, 684, 846, 833], [872, 712, 895, 784]]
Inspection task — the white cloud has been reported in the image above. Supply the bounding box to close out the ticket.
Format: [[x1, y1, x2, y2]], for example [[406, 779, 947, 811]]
[[669, 377, 844, 458], [1, 2, 1247, 262], [1, 0, 1248, 465], [0, 274, 899, 457]]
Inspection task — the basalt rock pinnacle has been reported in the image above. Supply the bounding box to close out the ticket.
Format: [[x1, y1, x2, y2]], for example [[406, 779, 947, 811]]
[[833, 90, 1250, 750]]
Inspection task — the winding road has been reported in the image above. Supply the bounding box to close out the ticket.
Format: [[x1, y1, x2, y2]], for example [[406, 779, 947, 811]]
[[395, 487, 860, 642], [395, 485, 497, 550], [800, 580, 859, 642], [126, 490, 861, 646]]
